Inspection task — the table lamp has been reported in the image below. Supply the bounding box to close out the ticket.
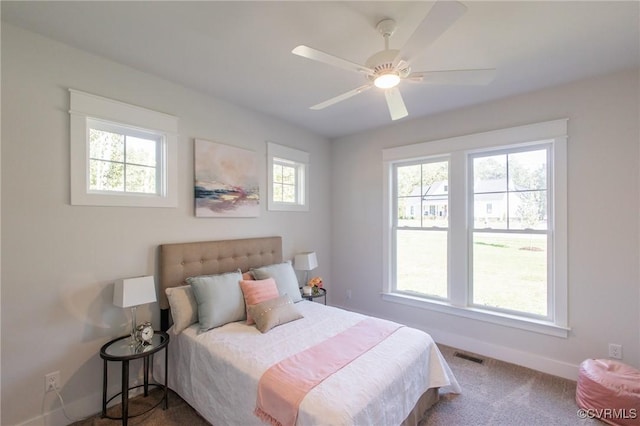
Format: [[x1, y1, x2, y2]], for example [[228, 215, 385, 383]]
[[294, 252, 318, 286], [113, 275, 157, 342]]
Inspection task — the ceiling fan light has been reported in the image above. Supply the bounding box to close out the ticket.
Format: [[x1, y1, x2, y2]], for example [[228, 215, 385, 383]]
[[374, 73, 400, 89]]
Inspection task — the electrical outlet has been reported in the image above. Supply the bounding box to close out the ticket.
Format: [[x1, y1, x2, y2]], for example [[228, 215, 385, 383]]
[[608, 343, 623, 360], [346, 289, 352, 300], [45, 371, 60, 392]]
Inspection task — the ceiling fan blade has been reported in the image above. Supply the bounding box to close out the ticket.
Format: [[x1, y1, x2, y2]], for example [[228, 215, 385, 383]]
[[408, 69, 496, 85], [394, 0, 467, 67], [384, 87, 408, 121], [292, 45, 374, 75], [310, 84, 373, 110]]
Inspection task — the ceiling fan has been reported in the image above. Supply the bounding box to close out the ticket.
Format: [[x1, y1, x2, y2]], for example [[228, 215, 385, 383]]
[[292, 0, 495, 121]]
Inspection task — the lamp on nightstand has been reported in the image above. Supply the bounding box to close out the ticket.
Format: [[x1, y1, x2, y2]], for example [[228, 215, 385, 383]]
[[113, 275, 157, 343], [294, 252, 318, 286]]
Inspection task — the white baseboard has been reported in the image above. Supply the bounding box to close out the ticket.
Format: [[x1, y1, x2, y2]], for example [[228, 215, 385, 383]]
[[425, 328, 580, 381], [333, 303, 580, 381], [16, 383, 146, 426], [17, 391, 101, 426]]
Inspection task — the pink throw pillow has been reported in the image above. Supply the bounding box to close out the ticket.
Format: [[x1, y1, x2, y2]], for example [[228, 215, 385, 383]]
[[240, 278, 279, 325]]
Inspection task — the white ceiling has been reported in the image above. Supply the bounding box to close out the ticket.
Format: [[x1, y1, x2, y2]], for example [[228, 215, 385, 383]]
[[2, 1, 639, 139]]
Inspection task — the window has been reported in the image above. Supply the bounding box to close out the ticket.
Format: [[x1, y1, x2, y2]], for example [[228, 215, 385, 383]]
[[70, 89, 178, 207], [88, 119, 161, 194], [267, 142, 309, 211], [382, 120, 568, 337]]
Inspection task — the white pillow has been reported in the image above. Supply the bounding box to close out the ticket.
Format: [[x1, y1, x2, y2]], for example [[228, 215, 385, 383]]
[[165, 285, 198, 334], [188, 270, 246, 331], [251, 262, 303, 303]]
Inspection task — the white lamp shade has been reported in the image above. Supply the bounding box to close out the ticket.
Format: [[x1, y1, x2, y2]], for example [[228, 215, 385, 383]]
[[113, 275, 157, 308], [294, 252, 318, 271]]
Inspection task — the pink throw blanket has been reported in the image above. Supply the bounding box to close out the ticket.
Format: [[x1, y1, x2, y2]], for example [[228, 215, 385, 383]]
[[255, 318, 402, 426]]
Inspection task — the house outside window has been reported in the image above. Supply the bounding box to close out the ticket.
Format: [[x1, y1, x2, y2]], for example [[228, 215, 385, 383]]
[[382, 120, 568, 337]]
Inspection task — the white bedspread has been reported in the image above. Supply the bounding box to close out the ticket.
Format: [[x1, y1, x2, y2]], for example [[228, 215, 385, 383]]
[[153, 301, 460, 426]]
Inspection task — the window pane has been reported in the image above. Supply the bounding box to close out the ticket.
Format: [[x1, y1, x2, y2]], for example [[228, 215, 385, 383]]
[[474, 155, 506, 191], [421, 162, 448, 189], [472, 232, 547, 316], [273, 164, 283, 183], [508, 149, 546, 191], [473, 154, 507, 227], [509, 191, 547, 230], [281, 165, 296, 185], [273, 182, 283, 202], [89, 160, 124, 191], [126, 136, 157, 167], [126, 164, 156, 193], [473, 148, 547, 231], [396, 229, 447, 298], [282, 184, 296, 203], [397, 197, 421, 227], [396, 160, 448, 228], [474, 194, 507, 229], [89, 129, 124, 161], [397, 164, 421, 197], [422, 162, 448, 227]]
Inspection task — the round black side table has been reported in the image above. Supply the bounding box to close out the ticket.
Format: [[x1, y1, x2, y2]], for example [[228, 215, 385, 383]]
[[100, 331, 169, 426], [301, 287, 327, 304]]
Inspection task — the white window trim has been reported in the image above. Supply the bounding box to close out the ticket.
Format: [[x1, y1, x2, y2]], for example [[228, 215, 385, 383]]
[[267, 141, 309, 211], [382, 119, 568, 337], [69, 89, 178, 207]]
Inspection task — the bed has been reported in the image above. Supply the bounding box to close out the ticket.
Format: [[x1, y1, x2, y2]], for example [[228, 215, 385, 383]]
[[153, 236, 460, 425]]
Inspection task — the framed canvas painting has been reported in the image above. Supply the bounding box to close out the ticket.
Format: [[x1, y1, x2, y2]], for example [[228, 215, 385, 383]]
[[194, 139, 260, 217]]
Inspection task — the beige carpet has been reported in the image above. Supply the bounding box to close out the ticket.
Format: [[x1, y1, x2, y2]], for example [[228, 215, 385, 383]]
[[72, 345, 598, 426], [422, 345, 599, 426]]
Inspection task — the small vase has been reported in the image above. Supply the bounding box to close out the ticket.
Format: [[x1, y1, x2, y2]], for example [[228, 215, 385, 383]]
[[312, 287, 320, 296]]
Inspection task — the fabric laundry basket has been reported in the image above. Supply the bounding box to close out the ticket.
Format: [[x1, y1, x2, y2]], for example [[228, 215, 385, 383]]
[[576, 358, 640, 426]]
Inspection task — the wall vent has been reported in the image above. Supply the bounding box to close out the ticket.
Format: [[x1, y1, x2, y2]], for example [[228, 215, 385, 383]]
[[454, 352, 484, 364]]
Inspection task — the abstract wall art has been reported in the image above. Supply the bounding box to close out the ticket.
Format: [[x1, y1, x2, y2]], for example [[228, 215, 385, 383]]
[[194, 139, 260, 217]]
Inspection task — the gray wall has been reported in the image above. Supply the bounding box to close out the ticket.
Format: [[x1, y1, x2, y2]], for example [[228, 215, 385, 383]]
[[331, 68, 640, 379], [1, 24, 332, 425]]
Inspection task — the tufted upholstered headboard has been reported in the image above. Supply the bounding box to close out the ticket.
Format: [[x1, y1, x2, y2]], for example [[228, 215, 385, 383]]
[[158, 236, 283, 331]]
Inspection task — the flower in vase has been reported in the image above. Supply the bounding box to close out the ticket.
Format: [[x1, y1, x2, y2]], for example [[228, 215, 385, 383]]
[[307, 276, 323, 294]]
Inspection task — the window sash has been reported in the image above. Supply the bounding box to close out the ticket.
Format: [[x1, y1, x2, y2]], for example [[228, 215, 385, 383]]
[[392, 158, 449, 298], [87, 119, 164, 196], [468, 144, 552, 320], [393, 157, 450, 230], [394, 227, 449, 299]]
